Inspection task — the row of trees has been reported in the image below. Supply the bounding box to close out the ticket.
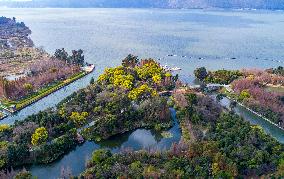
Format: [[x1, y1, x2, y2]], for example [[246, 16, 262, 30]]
[[54, 48, 85, 66], [266, 66, 284, 76], [194, 67, 243, 84], [0, 58, 80, 100]]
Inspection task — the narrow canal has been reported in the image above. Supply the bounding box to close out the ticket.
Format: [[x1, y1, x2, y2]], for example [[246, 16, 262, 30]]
[[219, 97, 284, 143]]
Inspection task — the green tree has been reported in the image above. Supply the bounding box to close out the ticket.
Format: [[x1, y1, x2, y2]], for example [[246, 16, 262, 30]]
[[23, 83, 33, 93], [54, 48, 68, 62], [194, 67, 208, 81], [229, 101, 237, 111], [122, 54, 139, 68], [239, 90, 250, 101], [91, 149, 112, 164], [7, 144, 29, 166], [31, 127, 48, 146], [216, 94, 224, 102], [90, 77, 95, 85], [185, 93, 198, 106], [70, 49, 85, 66]]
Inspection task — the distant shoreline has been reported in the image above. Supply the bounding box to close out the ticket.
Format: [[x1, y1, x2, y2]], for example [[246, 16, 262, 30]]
[[0, 5, 283, 12]]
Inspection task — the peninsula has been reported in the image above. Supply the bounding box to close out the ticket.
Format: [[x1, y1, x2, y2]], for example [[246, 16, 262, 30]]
[[0, 17, 94, 117]]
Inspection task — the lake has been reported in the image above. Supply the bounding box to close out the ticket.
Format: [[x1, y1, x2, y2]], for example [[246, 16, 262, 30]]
[[0, 8, 284, 178]]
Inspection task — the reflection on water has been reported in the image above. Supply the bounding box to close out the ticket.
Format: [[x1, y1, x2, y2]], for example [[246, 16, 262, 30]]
[[29, 109, 181, 179]]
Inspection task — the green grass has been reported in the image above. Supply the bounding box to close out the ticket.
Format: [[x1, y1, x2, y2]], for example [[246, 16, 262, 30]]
[[0, 71, 87, 112]]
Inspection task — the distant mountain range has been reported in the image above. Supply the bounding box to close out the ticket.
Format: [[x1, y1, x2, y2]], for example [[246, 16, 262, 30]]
[[1, 0, 284, 10]]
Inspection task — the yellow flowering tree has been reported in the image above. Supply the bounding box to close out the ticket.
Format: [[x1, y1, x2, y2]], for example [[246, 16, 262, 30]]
[[98, 66, 134, 89], [31, 127, 48, 146], [0, 124, 10, 133], [152, 74, 162, 84], [69, 111, 89, 126], [135, 60, 163, 81], [128, 84, 157, 101]]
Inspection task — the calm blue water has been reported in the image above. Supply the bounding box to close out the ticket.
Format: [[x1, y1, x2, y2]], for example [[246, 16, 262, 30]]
[[0, 8, 284, 178]]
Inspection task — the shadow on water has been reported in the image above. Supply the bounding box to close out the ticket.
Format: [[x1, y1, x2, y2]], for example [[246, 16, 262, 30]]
[[28, 108, 181, 179]]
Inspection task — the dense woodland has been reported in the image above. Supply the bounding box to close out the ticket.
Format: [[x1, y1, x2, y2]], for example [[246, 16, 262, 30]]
[[0, 58, 283, 178], [80, 90, 284, 178], [0, 56, 176, 170]]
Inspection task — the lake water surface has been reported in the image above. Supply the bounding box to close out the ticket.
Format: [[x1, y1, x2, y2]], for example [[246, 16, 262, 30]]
[[0, 8, 284, 178]]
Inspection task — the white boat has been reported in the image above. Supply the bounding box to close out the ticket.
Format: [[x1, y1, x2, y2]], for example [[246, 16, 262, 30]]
[[171, 67, 182, 71], [82, 64, 95, 73]]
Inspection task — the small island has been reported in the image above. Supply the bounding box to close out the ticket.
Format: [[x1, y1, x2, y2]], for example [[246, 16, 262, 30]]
[[0, 17, 94, 117]]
